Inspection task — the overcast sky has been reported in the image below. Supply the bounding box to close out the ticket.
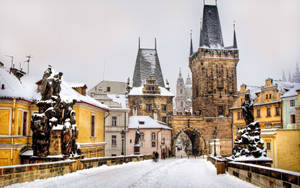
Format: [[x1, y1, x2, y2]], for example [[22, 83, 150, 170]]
[[0, 0, 299, 92]]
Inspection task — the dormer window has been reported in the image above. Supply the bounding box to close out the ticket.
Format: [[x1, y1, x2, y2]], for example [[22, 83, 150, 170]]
[[139, 121, 145, 125]]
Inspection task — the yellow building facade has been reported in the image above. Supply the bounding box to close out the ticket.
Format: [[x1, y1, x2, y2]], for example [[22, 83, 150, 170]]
[[0, 68, 108, 166], [230, 78, 300, 172]]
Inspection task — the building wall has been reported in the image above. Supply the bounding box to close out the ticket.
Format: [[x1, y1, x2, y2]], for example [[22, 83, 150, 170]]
[[126, 128, 172, 158], [231, 80, 283, 139], [105, 110, 128, 156], [0, 99, 37, 166], [74, 103, 106, 158], [0, 99, 106, 166], [282, 96, 297, 129], [88, 81, 127, 96], [128, 95, 173, 126], [189, 48, 239, 117], [262, 129, 300, 172]]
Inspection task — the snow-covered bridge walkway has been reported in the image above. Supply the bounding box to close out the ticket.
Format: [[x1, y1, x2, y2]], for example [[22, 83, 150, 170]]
[[7, 158, 257, 188]]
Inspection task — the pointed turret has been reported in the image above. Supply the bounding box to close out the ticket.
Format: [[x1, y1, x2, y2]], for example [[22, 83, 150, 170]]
[[233, 23, 238, 49], [293, 63, 300, 83], [132, 38, 165, 87], [199, 3, 224, 48], [177, 68, 184, 82], [190, 30, 193, 56]]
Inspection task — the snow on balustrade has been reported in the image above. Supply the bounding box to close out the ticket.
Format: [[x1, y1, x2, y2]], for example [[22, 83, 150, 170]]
[[6, 159, 257, 188]]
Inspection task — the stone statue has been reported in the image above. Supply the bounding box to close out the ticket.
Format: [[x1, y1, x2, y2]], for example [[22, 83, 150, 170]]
[[31, 66, 79, 158], [241, 94, 254, 125], [134, 128, 140, 145]]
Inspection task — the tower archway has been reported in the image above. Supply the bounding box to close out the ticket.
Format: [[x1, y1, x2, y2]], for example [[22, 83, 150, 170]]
[[174, 126, 207, 156]]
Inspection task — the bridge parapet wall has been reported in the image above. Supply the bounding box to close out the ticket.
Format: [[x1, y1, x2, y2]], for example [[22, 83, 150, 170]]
[[0, 155, 152, 187], [228, 161, 300, 188]]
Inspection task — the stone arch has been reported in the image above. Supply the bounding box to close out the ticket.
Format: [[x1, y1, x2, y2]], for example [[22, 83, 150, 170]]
[[174, 126, 207, 156]]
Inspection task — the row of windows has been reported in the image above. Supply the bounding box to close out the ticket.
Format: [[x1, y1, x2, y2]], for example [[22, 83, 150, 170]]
[[145, 104, 167, 112], [237, 107, 280, 120]]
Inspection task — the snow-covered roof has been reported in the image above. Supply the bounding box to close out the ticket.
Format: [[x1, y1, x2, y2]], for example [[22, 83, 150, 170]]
[[128, 116, 172, 130], [280, 83, 300, 98], [0, 68, 36, 101], [67, 82, 86, 88], [107, 94, 128, 109], [128, 86, 174, 97], [273, 80, 294, 95], [0, 67, 108, 110]]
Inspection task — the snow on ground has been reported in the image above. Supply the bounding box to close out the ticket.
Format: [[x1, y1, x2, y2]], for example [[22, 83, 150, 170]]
[[6, 158, 257, 188]]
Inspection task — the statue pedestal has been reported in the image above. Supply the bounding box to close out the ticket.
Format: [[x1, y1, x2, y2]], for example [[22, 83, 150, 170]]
[[49, 127, 63, 155], [134, 145, 140, 155]]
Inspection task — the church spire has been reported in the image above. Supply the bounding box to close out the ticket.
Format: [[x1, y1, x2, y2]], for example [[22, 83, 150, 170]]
[[138, 37, 140, 49], [233, 22, 238, 49], [190, 30, 193, 56], [155, 38, 157, 50]]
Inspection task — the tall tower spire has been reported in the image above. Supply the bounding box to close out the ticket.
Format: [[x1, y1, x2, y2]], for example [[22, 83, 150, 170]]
[[155, 38, 157, 50], [199, 3, 224, 48], [138, 37, 140, 49], [233, 22, 238, 49], [190, 30, 193, 56]]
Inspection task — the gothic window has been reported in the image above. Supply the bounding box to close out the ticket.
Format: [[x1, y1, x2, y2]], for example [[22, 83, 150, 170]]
[[146, 104, 152, 112], [112, 116, 117, 126]]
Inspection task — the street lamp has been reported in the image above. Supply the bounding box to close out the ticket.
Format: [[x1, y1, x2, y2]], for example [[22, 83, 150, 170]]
[[213, 127, 217, 157], [121, 129, 125, 155]]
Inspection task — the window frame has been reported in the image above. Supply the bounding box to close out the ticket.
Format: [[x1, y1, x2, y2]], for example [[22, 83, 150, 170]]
[[112, 135, 117, 147], [151, 132, 156, 140], [112, 116, 117, 126], [290, 114, 296, 124], [91, 114, 96, 137], [146, 104, 152, 112], [266, 107, 271, 117]]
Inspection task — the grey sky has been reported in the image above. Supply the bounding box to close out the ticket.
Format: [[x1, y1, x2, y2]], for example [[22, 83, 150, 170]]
[[0, 0, 299, 92]]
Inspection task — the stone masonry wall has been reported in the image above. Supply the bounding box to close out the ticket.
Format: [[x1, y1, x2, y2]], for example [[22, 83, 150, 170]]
[[0, 155, 152, 188]]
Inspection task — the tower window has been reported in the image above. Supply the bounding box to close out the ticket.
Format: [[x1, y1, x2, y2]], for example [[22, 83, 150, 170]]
[[146, 104, 152, 112]]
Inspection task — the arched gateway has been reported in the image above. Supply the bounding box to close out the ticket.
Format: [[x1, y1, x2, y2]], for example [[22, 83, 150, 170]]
[[174, 125, 207, 156]]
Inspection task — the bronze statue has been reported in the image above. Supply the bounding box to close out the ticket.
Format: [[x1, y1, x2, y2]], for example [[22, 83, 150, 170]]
[[241, 94, 254, 125]]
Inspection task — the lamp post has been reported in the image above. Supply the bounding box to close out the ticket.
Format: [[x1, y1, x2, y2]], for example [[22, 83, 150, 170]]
[[213, 127, 217, 157], [121, 129, 125, 155]]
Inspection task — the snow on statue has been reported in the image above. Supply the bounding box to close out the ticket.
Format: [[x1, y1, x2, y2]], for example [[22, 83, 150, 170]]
[[231, 94, 269, 160], [31, 66, 79, 158]]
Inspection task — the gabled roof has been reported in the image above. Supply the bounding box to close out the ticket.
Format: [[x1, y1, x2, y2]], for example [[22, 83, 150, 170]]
[[199, 4, 224, 49], [0, 67, 109, 111], [132, 48, 165, 87]]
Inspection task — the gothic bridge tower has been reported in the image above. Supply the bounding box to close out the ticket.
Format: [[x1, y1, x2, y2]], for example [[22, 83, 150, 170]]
[[189, 3, 239, 117]]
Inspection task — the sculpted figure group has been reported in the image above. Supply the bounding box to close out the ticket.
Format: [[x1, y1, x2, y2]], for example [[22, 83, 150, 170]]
[[31, 66, 79, 157]]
